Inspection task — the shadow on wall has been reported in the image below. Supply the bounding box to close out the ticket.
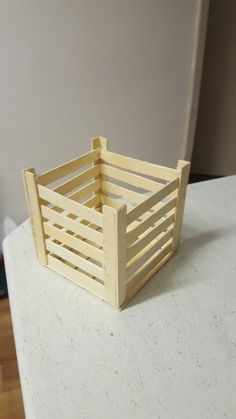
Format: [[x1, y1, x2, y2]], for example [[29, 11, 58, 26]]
[[127, 224, 236, 309]]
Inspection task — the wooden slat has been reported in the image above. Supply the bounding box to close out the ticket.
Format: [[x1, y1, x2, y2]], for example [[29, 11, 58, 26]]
[[127, 178, 179, 225], [22, 169, 47, 265], [100, 149, 178, 181], [103, 205, 127, 308], [100, 164, 163, 192], [44, 223, 103, 264], [41, 206, 103, 246], [127, 214, 174, 261], [47, 255, 105, 299], [38, 149, 100, 186], [101, 180, 145, 204], [46, 239, 104, 280], [126, 243, 172, 294], [127, 228, 173, 279], [53, 165, 100, 195], [127, 197, 177, 245], [38, 185, 103, 227], [172, 160, 190, 251], [68, 179, 100, 202]]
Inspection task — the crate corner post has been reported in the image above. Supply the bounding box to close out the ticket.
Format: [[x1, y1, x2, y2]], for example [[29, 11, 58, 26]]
[[91, 136, 108, 151], [172, 160, 191, 253], [22, 168, 48, 266], [103, 204, 127, 309]]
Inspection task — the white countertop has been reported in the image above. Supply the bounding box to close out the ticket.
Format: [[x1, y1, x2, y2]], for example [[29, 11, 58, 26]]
[[4, 176, 236, 419]]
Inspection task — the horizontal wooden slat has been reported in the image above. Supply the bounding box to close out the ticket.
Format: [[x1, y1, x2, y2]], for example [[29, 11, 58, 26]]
[[53, 165, 100, 195], [41, 206, 103, 246], [38, 149, 100, 186], [68, 179, 100, 202], [127, 197, 177, 244], [127, 243, 172, 293], [46, 238, 104, 280], [100, 164, 163, 193], [47, 254, 105, 299], [101, 180, 145, 204], [44, 223, 103, 264], [100, 149, 178, 181], [127, 214, 174, 261], [38, 185, 103, 227], [127, 228, 173, 279], [127, 178, 179, 225]]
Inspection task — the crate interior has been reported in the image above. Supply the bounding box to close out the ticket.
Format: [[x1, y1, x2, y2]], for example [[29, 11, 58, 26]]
[[37, 149, 179, 298]]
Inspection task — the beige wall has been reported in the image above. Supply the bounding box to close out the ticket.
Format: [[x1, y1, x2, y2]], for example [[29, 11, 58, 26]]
[[192, 0, 236, 176], [0, 0, 206, 224]]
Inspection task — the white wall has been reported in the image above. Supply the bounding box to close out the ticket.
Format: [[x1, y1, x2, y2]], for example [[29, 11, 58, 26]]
[[0, 0, 206, 224]]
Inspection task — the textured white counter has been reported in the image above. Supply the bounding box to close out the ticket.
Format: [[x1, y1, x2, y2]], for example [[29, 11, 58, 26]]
[[4, 176, 236, 419]]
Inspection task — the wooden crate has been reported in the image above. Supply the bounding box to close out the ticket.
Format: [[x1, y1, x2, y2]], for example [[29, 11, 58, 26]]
[[22, 137, 190, 309]]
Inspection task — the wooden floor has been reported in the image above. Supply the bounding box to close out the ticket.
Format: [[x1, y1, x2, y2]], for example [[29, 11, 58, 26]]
[[0, 298, 25, 419]]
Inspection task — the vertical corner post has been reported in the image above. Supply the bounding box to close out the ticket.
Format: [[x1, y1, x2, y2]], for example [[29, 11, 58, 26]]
[[172, 160, 190, 252], [22, 168, 48, 265], [91, 137, 108, 208], [103, 204, 127, 309]]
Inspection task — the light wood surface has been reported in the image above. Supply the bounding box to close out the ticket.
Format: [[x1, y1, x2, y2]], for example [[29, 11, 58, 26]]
[[23, 139, 190, 309], [0, 298, 24, 419]]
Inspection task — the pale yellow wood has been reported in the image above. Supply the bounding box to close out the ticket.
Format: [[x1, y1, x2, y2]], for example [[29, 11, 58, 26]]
[[23, 141, 189, 309], [67, 179, 100, 202], [172, 160, 190, 252], [47, 255, 106, 299], [127, 197, 177, 245], [101, 195, 122, 209], [41, 205, 103, 246], [22, 169, 47, 265], [91, 136, 108, 151], [43, 223, 103, 264], [101, 195, 134, 212], [127, 228, 173, 279], [38, 149, 100, 186], [103, 205, 127, 308], [127, 178, 179, 225], [53, 165, 100, 195], [38, 185, 103, 227], [100, 164, 163, 192], [125, 245, 173, 303], [45, 237, 104, 280], [127, 214, 174, 261], [91, 137, 108, 204], [100, 149, 178, 181], [101, 179, 145, 204], [127, 243, 172, 292]]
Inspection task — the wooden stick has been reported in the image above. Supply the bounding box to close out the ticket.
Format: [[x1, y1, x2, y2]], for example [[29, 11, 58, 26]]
[[22, 168, 48, 265], [48, 255, 105, 300], [43, 223, 103, 264], [103, 205, 127, 308], [38, 185, 103, 227], [91, 137, 107, 205], [38, 149, 100, 186], [127, 178, 179, 225], [53, 165, 100, 195], [127, 197, 177, 245], [127, 228, 173, 279], [100, 164, 163, 192], [127, 243, 172, 292], [101, 179, 145, 204], [46, 239, 104, 280], [100, 149, 178, 181], [127, 214, 174, 261], [172, 160, 190, 252], [41, 205, 103, 246]]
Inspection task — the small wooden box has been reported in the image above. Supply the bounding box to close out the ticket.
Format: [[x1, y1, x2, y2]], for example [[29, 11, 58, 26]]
[[23, 137, 190, 309]]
